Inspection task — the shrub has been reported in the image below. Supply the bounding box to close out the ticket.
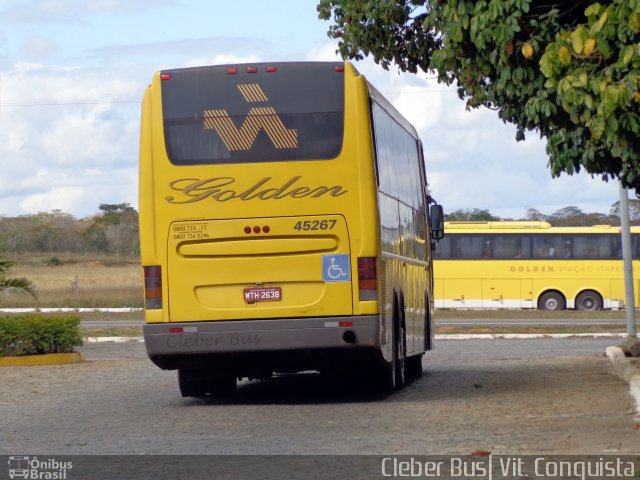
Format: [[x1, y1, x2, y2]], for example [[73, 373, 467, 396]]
[[45, 257, 62, 266], [0, 315, 83, 356]]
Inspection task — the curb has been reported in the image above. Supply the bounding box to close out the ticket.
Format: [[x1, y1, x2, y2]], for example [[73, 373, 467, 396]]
[[0, 351, 85, 367], [435, 333, 627, 340], [606, 346, 640, 414], [80, 333, 624, 343], [0, 307, 142, 313], [83, 336, 144, 343]]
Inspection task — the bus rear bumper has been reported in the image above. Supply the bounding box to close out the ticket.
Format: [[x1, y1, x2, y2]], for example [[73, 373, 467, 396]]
[[143, 315, 381, 371]]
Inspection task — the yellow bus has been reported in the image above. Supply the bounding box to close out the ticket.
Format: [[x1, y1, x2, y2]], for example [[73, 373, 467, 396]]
[[139, 61, 444, 396], [434, 221, 640, 311]]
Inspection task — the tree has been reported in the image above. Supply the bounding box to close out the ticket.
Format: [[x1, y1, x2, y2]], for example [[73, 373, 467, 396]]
[[525, 208, 547, 221], [317, 0, 640, 191], [0, 260, 35, 298], [610, 198, 640, 224], [446, 208, 500, 221], [87, 203, 140, 257]]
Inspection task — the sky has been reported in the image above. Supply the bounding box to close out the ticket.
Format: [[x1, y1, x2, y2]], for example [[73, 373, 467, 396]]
[[0, 0, 623, 220]]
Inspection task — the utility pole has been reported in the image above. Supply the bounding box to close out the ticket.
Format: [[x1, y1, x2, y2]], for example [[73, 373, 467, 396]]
[[618, 182, 637, 338]]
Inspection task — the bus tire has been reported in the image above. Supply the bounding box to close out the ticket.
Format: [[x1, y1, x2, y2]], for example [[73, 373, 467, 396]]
[[375, 358, 396, 394], [208, 375, 237, 396], [537, 291, 566, 311], [178, 369, 207, 398], [406, 354, 424, 378], [373, 294, 403, 394], [576, 290, 603, 311], [394, 320, 406, 390]]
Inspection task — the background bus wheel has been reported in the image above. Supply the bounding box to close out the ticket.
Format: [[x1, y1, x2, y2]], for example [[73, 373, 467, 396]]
[[576, 290, 603, 311], [538, 292, 565, 311], [178, 369, 207, 398]]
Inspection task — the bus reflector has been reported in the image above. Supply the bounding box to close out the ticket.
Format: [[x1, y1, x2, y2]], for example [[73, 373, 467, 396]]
[[246, 66, 258, 73], [144, 266, 162, 309], [334, 65, 345, 73], [227, 67, 238, 74], [357, 257, 377, 300], [266, 66, 277, 73], [160, 73, 171, 81]]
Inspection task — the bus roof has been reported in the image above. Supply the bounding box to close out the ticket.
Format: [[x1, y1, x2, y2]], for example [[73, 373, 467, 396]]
[[444, 221, 640, 234]]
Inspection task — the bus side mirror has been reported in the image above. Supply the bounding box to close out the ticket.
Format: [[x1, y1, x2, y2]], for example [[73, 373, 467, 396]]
[[430, 204, 444, 241]]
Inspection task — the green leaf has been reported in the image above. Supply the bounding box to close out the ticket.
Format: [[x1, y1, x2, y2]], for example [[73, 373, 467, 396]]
[[620, 45, 634, 66], [570, 26, 587, 54], [584, 2, 602, 17], [559, 46, 572, 66], [589, 116, 605, 139], [590, 9, 609, 35], [584, 94, 594, 109]]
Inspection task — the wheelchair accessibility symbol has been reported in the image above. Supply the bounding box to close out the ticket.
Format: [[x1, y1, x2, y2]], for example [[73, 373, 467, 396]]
[[322, 254, 350, 282]]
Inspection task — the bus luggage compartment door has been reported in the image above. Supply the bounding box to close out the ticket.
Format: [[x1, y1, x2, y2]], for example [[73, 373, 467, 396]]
[[166, 215, 353, 322]]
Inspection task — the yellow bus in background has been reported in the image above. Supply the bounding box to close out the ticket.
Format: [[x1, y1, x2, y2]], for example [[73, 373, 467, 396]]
[[434, 221, 640, 311], [139, 61, 444, 396]]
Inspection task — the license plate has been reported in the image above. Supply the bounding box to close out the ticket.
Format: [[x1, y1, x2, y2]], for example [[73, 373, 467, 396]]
[[243, 287, 282, 303]]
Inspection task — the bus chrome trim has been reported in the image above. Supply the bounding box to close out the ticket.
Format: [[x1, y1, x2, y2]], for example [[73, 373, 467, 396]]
[[381, 251, 429, 267], [144, 315, 380, 361]]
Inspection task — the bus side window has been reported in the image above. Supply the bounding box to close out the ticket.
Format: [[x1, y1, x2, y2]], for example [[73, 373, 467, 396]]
[[435, 236, 450, 259], [481, 238, 493, 259], [535, 238, 555, 258], [560, 237, 572, 258], [452, 236, 482, 259]]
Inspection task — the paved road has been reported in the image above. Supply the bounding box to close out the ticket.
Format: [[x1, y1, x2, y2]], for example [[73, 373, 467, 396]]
[[1, 338, 638, 456]]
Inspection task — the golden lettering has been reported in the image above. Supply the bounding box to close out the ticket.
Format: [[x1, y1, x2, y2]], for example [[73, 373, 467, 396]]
[[166, 177, 348, 204]]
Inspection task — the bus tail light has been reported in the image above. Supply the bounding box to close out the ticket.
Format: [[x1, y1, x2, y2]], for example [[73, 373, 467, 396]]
[[144, 266, 162, 309], [358, 257, 378, 301]]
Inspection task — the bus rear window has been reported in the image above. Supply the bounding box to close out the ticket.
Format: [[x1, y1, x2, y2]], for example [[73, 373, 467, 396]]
[[160, 62, 345, 165]]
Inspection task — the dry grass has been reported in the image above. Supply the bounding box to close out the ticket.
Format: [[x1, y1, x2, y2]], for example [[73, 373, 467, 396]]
[[3, 258, 143, 308]]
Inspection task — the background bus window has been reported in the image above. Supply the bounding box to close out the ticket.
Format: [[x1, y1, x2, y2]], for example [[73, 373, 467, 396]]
[[452, 236, 484, 259], [573, 235, 613, 259], [534, 236, 564, 258], [434, 236, 451, 259], [493, 236, 530, 259]]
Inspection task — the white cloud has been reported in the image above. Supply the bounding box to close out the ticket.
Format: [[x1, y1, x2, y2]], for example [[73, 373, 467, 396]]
[[20, 35, 60, 61], [19, 186, 85, 213], [1, 0, 177, 22], [0, 63, 141, 217]]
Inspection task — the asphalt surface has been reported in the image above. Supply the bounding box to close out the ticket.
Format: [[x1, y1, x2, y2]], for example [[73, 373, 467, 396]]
[[1, 337, 638, 457]]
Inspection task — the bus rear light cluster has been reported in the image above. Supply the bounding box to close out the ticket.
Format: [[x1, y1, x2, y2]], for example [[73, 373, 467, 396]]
[[357, 257, 378, 301], [144, 266, 162, 309], [244, 225, 271, 234], [227, 66, 278, 74]]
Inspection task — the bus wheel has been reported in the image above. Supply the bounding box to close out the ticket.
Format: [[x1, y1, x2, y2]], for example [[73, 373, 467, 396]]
[[208, 375, 237, 396], [538, 292, 565, 311], [178, 369, 207, 398], [394, 321, 406, 390], [576, 290, 603, 311], [406, 354, 424, 378]]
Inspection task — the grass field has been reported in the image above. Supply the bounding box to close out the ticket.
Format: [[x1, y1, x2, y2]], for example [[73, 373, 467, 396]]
[[3, 255, 142, 308]]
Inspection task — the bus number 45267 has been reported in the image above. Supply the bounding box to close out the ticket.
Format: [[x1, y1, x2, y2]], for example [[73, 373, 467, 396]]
[[293, 219, 336, 231]]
